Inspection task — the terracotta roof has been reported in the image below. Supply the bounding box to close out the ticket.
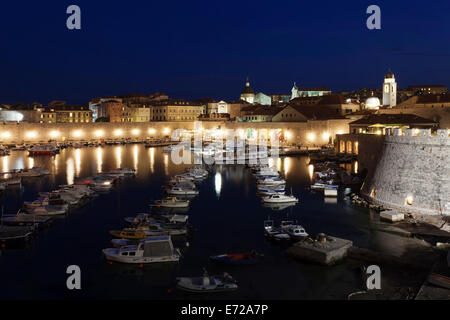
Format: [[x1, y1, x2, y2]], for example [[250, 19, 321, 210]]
[[288, 105, 346, 120]]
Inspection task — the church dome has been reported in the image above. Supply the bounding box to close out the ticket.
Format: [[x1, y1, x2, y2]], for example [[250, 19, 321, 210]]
[[385, 72, 394, 79], [365, 97, 381, 109], [241, 79, 254, 95]]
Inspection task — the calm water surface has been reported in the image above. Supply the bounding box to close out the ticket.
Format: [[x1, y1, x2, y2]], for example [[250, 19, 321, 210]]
[[0, 145, 405, 299]]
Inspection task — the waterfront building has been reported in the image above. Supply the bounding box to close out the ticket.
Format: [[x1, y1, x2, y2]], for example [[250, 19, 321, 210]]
[[347, 113, 438, 135], [53, 105, 93, 123], [406, 85, 447, 95], [240, 78, 255, 104], [198, 113, 230, 121], [272, 105, 346, 122], [382, 72, 397, 107], [290, 83, 331, 100], [149, 99, 205, 121], [129, 106, 151, 122], [226, 100, 253, 121], [239, 105, 282, 122], [289, 94, 360, 116], [254, 92, 272, 106]]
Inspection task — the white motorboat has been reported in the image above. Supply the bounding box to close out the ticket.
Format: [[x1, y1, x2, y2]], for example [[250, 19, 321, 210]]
[[257, 177, 286, 186], [25, 205, 67, 216], [153, 197, 190, 208], [282, 224, 309, 240], [254, 167, 279, 178], [176, 271, 238, 293], [167, 186, 199, 196], [310, 183, 338, 191], [263, 220, 290, 241], [103, 236, 180, 264], [109, 168, 136, 175], [261, 194, 299, 204]]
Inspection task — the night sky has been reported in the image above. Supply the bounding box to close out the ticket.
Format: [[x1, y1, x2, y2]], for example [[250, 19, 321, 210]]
[[1, 0, 449, 105]]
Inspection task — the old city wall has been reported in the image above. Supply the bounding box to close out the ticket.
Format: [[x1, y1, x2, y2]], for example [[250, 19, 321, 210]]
[[0, 119, 352, 146], [361, 128, 450, 216]]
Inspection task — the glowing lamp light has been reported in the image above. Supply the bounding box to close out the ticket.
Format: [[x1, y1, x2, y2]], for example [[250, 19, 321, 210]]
[[26, 131, 37, 139], [307, 132, 316, 141], [114, 129, 124, 136], [322, 132, 330, 140], [163, 128, 170, 135], [95, 130, 104, 137], [148, 128, 156, 135], [337, 130, 344, 135], [49, 131, 60, 138], [376, 130, 382, 135], [406, 195, 414, 206], [73, 130, 83, 138], [285, 131, 292, 140], [1, 132, 11, 139], [131, 129, 140, 136]]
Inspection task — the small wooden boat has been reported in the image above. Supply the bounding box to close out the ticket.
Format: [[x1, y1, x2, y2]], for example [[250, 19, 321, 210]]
[[109, 228, 149, 240], [427, 273, 450, 290], [176, 272, 238, 293], [209, 252, 261, 265]]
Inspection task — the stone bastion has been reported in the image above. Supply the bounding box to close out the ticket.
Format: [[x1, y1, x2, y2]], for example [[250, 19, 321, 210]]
[[361, 128, 450, 216]]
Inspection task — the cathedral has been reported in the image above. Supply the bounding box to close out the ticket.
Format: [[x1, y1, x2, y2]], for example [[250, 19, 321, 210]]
[[290, 83, 331, 100], [240, 78, 255, 104]]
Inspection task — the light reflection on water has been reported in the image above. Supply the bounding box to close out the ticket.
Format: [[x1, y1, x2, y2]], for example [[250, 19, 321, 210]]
[[97, 148, 103, 173], [0, 145, 414, 300], [66, 158, 75, 185]]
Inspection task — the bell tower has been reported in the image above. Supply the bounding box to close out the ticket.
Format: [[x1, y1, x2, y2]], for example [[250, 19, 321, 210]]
[[382, 72, 397, 107]]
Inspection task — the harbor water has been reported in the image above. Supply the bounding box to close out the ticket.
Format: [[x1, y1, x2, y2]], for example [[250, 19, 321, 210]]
[[0, 145, 409, 299]]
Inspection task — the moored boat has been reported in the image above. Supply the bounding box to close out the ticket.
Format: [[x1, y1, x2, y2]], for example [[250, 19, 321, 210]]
[[209, 252, 261, 265], [103, 236, 180, 264], [176, 271, 238, 293]]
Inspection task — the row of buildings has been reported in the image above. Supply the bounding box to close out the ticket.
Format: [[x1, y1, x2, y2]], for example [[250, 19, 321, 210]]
[[0, 73, 448, 128]]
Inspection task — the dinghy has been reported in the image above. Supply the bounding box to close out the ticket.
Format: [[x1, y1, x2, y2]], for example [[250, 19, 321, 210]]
[[176, 271, 238, 293]]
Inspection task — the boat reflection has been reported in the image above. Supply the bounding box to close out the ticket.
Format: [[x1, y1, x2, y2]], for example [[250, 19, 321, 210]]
[[262, 202, 297, 211], [97, 148, 103, 173]]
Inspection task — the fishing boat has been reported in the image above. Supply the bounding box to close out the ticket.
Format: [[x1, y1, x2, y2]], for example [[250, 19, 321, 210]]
[[282, 223, 308, 240], [153, 197, 190, 208], [28, 144, 58, 156], [310, 183, 338, 191], [176, 271, 238, 293], [261, 194, 299, 204], [110, 228, 149, 240], [103, 236, 181, 264], [209, 252, 261, 265], [263, 220, 290, 241], [167, 186, 199, 196]]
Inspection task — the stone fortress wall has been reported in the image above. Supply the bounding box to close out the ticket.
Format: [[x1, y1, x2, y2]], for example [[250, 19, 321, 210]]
[[0, 119, 351, 146], [361, 128, 450, 216]]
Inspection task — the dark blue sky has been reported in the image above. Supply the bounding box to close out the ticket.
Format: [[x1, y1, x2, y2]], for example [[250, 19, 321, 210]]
[[1, 0, 449, 105]]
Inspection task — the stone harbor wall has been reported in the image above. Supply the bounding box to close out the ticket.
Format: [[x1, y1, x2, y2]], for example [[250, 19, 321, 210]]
[[0, 119, 351, 147], [361, 128, 450, 216]]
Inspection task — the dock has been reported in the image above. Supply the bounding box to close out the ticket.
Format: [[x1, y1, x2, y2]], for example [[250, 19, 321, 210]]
[[286, 234, 353, 265]]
